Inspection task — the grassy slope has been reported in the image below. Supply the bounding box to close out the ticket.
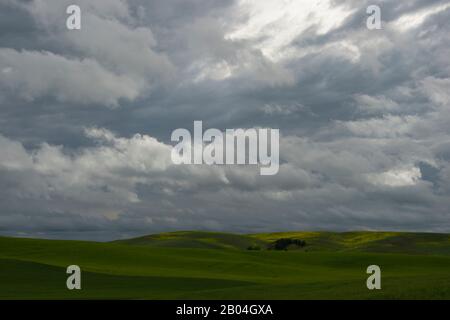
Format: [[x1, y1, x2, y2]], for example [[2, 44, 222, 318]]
[[115, 230, 450, 255], [250, 231, 450, 255], [112, 231, 266, 250], [1, 232, 450, 299]]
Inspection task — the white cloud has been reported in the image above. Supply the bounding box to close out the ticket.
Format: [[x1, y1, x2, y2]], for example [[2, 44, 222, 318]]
[[367, 166, 422, 187], [63, 13, 175, 82], [338, 115, 420, 138], [421, 77, 450, 107], [0, 49, 142, 106], [391, 3, 450, 32], [2, 0, 175, 107], [227, 0, 355, 61], [0, 129, 172, 206], [354, 94, 400, 114]]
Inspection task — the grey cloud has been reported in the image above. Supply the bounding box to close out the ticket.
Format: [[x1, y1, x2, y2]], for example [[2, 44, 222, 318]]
[[0, 0, 449, 240]]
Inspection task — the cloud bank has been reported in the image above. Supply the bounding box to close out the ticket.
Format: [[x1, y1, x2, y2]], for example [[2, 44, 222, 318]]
[[0, 0, 449, 240]]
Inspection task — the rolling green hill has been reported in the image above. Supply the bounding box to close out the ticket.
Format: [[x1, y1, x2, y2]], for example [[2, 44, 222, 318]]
[[1, 231, 450, 299], [114, 230, 450, 255], [113, 231, 266, 250], [250, 231, 450, 255]]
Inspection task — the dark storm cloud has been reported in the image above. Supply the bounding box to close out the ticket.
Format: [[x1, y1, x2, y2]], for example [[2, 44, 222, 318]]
[[0, 0, 449, 240]]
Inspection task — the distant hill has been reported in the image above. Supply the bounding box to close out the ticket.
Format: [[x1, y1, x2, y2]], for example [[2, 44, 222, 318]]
[[114, 230, 450, 255], [250, 231, 450, 255], [112, 231, 267, 250]]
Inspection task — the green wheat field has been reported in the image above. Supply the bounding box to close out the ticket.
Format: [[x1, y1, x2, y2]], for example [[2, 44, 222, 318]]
[[1, 231, 450, 299]]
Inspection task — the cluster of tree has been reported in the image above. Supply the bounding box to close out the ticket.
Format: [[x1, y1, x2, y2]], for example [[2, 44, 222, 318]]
[[269, 238, 306, 251], [246, 238, 307, 251]]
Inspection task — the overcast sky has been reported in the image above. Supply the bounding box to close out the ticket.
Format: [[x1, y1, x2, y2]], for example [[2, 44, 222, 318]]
[[0, 0, 449, 240]]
